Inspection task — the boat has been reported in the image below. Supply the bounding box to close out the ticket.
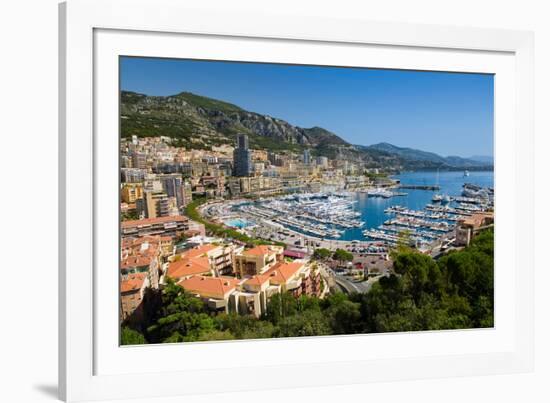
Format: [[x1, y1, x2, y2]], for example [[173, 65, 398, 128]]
[[464, 170, 470, 177], [432, 169, 443, 203]]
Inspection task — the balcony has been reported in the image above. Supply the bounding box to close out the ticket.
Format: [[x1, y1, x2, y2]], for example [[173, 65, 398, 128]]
[[207, 298, 226, 310], [286, 279, 302, 290]]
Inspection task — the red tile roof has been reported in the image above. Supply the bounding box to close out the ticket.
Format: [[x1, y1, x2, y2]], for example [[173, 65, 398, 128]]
[[121, 272, 147, 293], [184, 244, 218, 259], [166, 245, 223, 280], [244, 245, 277, 256], [167, 256, 211, 279], [178, 276, 239, 299], [121, 255, 153, 269], [264, 261, 304, 283], [244, 274, 271, 286]]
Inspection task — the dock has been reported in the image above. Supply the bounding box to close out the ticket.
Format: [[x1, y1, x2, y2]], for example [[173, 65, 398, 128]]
[[398, 185, 440, 190]]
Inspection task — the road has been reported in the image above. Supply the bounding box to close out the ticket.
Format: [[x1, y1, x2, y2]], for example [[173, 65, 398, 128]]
[[330, 270, 381, 294]]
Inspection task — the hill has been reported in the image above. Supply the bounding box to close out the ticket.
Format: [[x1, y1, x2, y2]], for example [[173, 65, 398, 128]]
[[121, 91, 353, 157], [121, 90, 492, 171]]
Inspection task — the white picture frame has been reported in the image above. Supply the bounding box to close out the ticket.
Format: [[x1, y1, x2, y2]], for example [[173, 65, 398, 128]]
[[59, 0, 534, 401]]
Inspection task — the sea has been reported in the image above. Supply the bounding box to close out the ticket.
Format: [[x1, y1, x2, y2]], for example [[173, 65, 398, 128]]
[[338, 170, 494, 241]]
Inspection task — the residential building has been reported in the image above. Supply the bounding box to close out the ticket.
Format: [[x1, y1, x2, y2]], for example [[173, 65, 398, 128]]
[[264, 261, 321, 298], [316, 156, 329, 168], [167, 243, 240, 281], [233, 274, 281, 317], [167, 252, 212, 281], [199, 175, 226, 198], [121, 168, 146, 183], [121, 215, 201, 239], [120, 236, 168, 289], [120, 272, 149, 322], [178, 276, 240, 313], [121, 183, 143, 203], [455, 212, 495, 246], [235, 245, 284, 277], [132, 151, 147, 169], [159, 174, 188, 209], [226, 177, 242, 196], [143, 190, 170, 218]]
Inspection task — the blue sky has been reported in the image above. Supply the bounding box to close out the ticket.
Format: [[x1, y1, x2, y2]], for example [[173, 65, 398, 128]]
[[121, 57, 494, 158]]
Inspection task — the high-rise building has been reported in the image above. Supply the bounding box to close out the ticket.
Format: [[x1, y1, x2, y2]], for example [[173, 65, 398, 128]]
[[143, 191, 170, 218], [303, 149, 311, 165], [237, 133, 249, 149], [160, 174, 190, 209], [121, 168, 147, 183], [233, 134, 252, 177], [132, 152, 147, 169]]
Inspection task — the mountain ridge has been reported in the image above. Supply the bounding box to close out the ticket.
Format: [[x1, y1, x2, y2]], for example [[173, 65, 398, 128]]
[[365, 142, 491, 169], [121, 90, 492, 171]]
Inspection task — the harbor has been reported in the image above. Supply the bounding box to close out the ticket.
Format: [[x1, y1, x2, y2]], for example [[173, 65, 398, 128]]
[[201, 170, 494, 254]]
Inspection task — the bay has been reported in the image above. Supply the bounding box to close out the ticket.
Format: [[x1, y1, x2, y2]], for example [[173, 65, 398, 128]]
[[339, 170, 494, 241]]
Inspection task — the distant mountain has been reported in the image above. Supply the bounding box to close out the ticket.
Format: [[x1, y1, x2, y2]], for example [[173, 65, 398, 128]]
[[468, 155, 494, 164], [366, 143, 492, 169], [121, 90, 492, 171]]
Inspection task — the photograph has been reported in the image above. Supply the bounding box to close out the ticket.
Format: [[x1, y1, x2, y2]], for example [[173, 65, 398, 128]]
[[118, 56, 495, 345]]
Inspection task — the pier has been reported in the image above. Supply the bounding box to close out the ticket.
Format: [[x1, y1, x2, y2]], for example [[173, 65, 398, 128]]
[[398, 185, 440, 190]]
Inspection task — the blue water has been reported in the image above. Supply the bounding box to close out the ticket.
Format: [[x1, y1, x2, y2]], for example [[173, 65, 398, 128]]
[[339, 170, 494, 241], [225, 218, 253, 229]]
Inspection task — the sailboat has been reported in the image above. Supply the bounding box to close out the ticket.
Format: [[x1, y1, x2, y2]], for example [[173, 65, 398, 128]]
[[432, 169, 443, 203], [464, 169, 470, 177]]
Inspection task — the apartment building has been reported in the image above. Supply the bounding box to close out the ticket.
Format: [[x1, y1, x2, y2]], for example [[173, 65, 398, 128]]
[[167, 243, 241, 282], [231, 274, 281, 317], [120, 272, 149, 322], [120, 236, 165, 289], [455, 212, 494, 246], [235, 245, 284, 277], [121, 183, 144, 203], [121, 215, 202, 239], [176, 259, 320, 318], [178, 276, 240, 313], [143, 190, 171, 218], [121, 168, 147, 183]]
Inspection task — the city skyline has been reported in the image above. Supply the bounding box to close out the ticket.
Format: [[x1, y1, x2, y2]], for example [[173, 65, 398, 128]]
[[121, 57, 494, 158]]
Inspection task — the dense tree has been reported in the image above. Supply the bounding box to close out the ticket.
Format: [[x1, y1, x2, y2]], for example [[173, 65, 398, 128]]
[[264, 292, 298, 325], [275, 310, 331, 337], [146, 278, 216, 343], [215, 314, 276, 339], [120, 326, 147, 345], [313, 248, 331, 260], [332, 248, 354, 264]]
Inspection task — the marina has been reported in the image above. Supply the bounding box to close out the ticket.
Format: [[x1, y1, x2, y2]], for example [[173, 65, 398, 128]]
[[203, 171, 494, 253]]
